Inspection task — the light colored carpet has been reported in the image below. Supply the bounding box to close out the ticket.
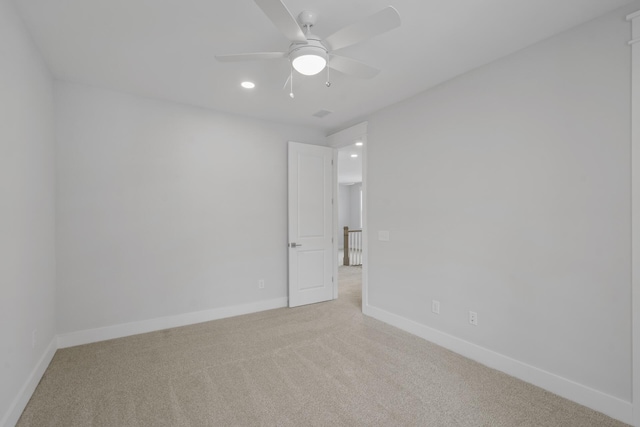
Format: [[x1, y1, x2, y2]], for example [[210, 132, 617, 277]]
[[18, 266, 628, 426]]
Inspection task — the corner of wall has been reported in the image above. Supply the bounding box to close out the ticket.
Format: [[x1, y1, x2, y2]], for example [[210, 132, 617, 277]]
[[0, 338, 57, 427]]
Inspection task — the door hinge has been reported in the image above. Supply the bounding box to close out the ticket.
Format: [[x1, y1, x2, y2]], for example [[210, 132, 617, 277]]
[[332, 276, 334, 283]]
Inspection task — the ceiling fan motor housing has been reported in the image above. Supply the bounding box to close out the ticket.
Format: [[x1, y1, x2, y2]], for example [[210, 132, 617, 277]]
[[289, 36, 327, 58], [290, 10, 327, 70]]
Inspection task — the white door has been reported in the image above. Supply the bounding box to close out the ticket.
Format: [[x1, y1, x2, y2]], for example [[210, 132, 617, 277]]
[[288, 141, 334, 307]]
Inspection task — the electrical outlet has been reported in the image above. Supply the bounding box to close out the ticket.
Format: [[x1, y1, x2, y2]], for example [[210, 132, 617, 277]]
[[431, 300, 440, 314], [32, 329, 37, 348], [258, 279, 265, 289], [469, 311, 478, 326]]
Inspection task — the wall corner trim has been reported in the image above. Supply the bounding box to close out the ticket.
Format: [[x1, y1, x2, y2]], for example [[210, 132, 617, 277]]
[[363, 304, 633, 425], [627, 10, 640, 21], [57, 297, 288, 349], [1, 338, 57, 427]]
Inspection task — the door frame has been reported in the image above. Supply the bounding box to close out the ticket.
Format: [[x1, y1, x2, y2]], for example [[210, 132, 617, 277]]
[[327, 122, 368, 309], [628, 9, 640, 426]]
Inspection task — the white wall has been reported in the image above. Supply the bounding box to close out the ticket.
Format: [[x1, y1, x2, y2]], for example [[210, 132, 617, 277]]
[[349, 183, 362, 230], [55, 82, 326, 334], [338, 184, 351, 248], [0, 0, 56, 424], [338, 183, 363, 249], [367, 3, 633, 408]]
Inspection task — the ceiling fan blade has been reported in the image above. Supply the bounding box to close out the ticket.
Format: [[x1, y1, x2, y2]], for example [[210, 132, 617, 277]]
[[215, 52, 287, 62], [329, 55, 380, 79], [254, 0, 307, 43], [325, 6, 401, 51]]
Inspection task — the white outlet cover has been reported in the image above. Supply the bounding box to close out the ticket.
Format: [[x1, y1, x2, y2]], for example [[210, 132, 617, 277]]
[[469, 311, 478, 325], [378, 231, 390, 241], [432, 300, 440, 314]]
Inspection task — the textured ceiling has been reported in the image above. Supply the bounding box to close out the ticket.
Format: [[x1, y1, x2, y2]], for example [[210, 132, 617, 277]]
[[14, 0, 633, 133]]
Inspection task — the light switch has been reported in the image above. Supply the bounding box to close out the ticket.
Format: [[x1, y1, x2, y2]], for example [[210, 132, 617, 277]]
[[378, 230, 390, 241]]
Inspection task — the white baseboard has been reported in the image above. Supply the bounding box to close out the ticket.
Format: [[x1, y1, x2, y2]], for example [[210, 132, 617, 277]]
[[363, 304, 633, 425], [58, 297, 288, 349], [1, 338, 57, 427], [6, 301, 630, 425]]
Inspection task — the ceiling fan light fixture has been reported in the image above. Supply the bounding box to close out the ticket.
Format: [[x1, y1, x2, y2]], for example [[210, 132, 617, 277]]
[[289, 41, 327, 76], [292, 54, 326, 75]]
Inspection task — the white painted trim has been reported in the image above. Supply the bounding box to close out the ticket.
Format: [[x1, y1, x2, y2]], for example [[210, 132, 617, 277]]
[[363, 304, 633, 425], [333, 148, 339, 299], [327, 122, 368, 149], [1, 338, 57, 427], [631, 15, 640, 427], [361, 133, 369, 310], [627, 10, 640, 21], [57, 297, 288, 348]]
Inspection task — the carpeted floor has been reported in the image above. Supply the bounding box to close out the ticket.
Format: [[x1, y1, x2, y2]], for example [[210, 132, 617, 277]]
[[18, 266, 628, 426]]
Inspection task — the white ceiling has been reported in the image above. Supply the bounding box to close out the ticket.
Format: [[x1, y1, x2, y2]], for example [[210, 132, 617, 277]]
[[14, 0, 633, 133]]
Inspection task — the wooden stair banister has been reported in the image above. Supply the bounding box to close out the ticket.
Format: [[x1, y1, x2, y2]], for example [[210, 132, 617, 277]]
[[343, 226, 362, 266]]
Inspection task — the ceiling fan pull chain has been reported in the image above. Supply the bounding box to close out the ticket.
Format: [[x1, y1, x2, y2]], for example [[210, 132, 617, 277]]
[[326, 57, 331, 87], [289, 64, 295, 99]]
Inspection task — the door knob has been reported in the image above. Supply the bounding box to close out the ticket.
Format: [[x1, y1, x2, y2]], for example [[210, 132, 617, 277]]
[[289, 242, 302, 248]]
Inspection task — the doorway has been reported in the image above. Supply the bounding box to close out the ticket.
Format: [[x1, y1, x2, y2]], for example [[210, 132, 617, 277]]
[[329, 123, 367, 309]]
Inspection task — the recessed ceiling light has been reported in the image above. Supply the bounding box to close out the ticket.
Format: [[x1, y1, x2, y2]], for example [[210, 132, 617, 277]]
[[241, 81, 255, 89], [351, 154, 358, 158], [355, 141, 363, 146]]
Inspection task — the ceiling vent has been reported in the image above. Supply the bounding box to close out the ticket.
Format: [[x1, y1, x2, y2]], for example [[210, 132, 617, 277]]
[[312, 109, 333, 118]]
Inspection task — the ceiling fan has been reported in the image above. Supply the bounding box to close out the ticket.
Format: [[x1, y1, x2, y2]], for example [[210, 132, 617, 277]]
[[215, 0, 401, 83]]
